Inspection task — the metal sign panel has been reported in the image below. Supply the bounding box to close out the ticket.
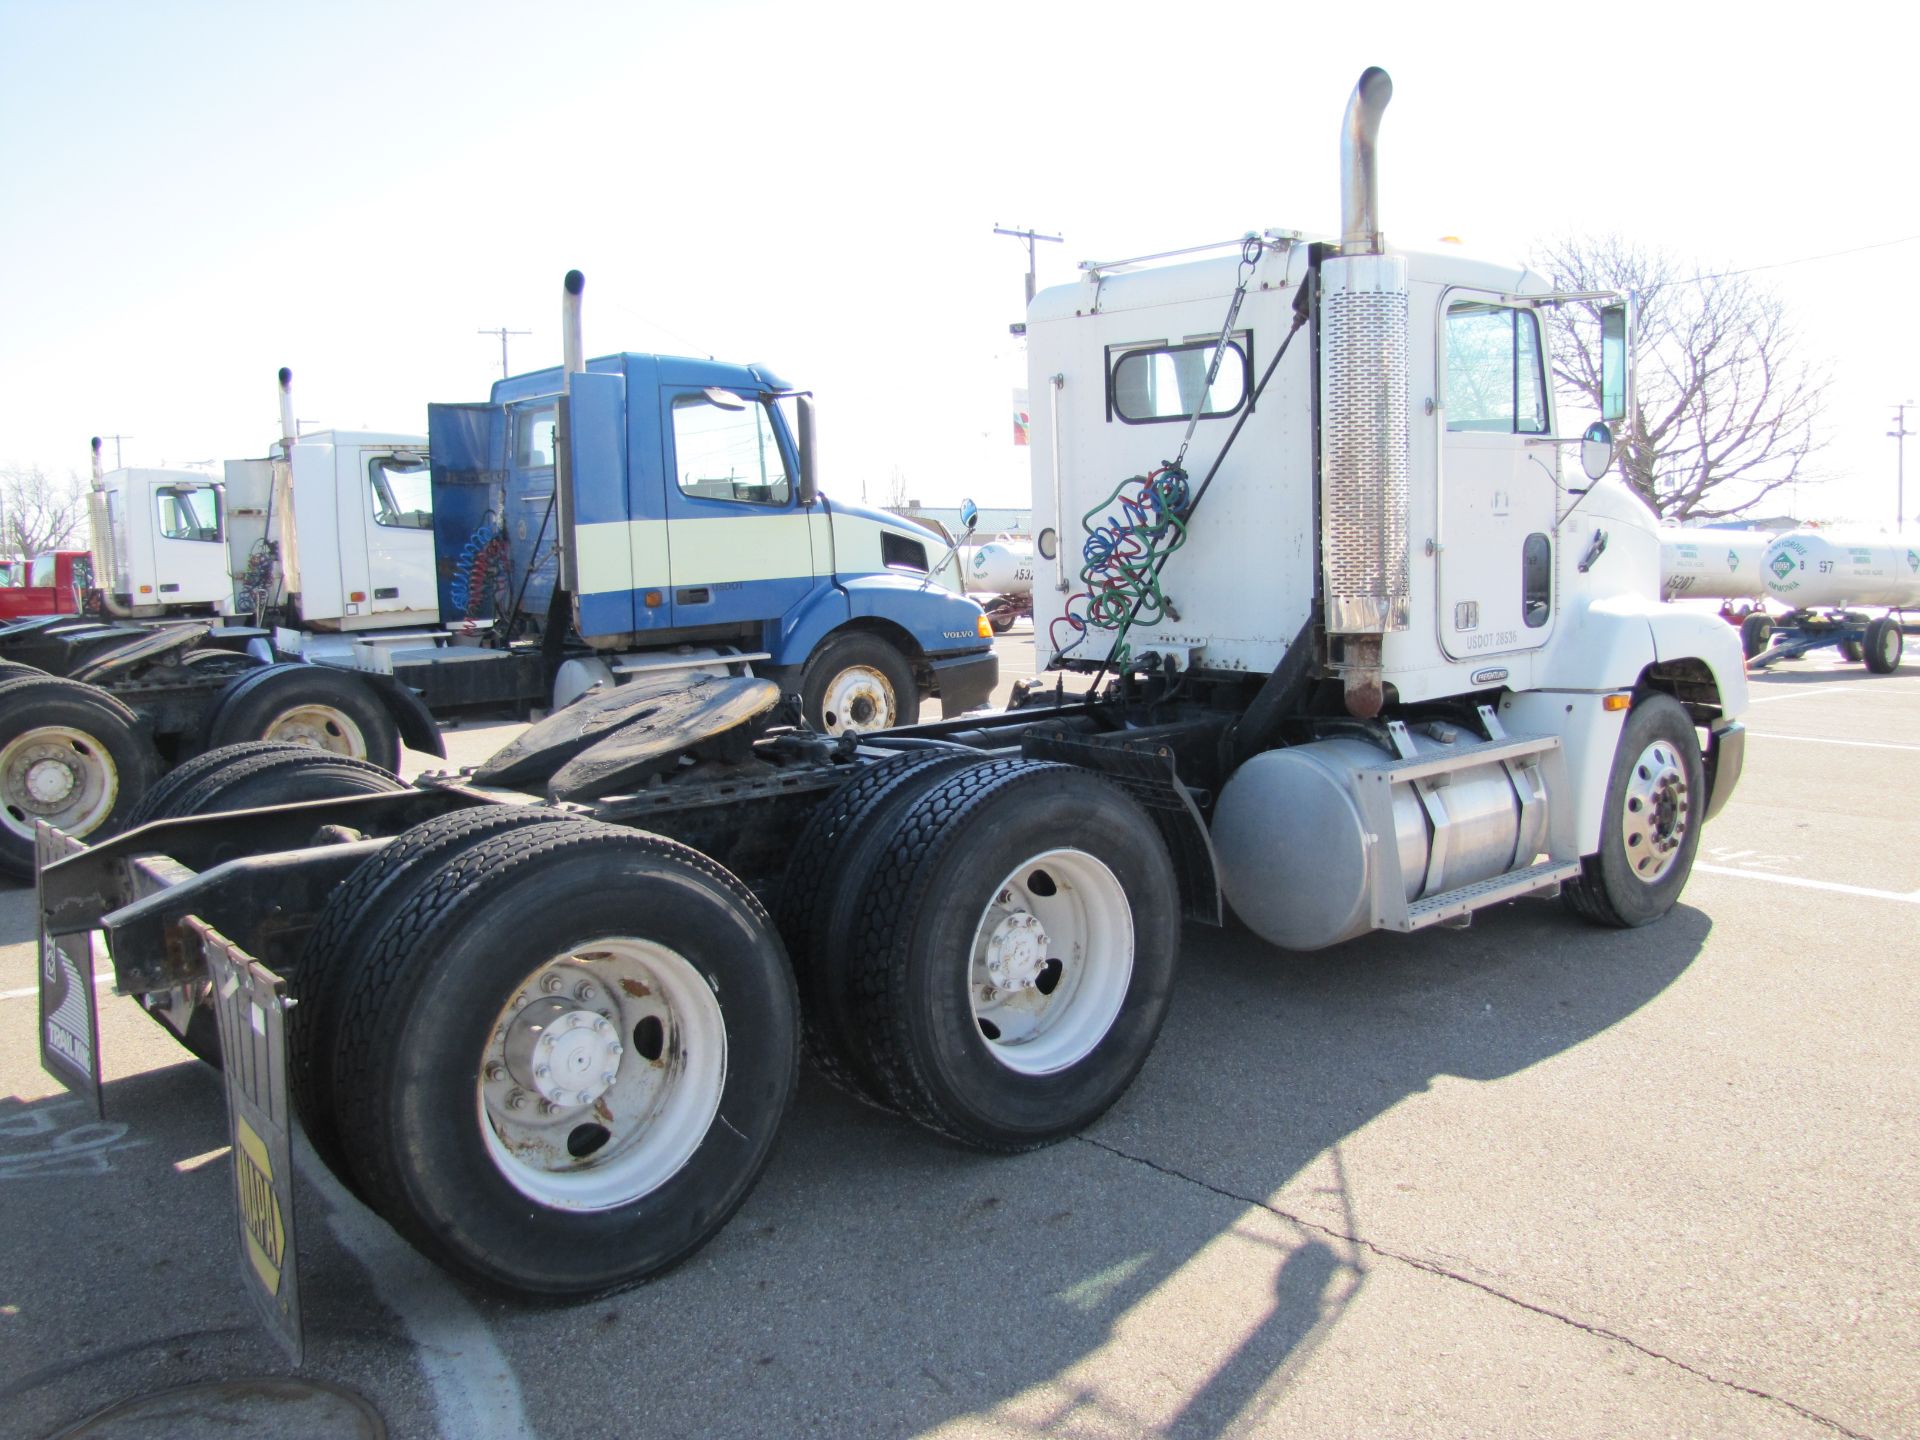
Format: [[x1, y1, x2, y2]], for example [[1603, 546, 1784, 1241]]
[[196, 917, 303, 1367], [36, 822, 102, 1119]]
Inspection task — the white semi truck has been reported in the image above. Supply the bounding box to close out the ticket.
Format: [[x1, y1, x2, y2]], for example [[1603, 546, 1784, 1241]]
[[36, 69, 1747, 1355]]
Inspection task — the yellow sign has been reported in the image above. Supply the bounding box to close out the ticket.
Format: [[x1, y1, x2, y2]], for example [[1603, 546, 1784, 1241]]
[[234, 1116, 285, 1296]]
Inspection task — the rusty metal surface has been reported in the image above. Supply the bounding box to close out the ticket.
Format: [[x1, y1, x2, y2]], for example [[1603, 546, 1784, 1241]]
[[196, 917, 303, 1367]]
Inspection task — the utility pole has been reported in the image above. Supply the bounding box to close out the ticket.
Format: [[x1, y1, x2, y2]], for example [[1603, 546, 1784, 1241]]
[[1889, 403, 1912, 533], [479, 326, 532, 380], [100, 433, 133, 468], [992, 224, 1063, 307]]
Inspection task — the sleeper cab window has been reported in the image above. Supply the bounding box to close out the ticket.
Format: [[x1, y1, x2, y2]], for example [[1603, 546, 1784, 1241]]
[[671, 393, 792, 506], [1445, 303, 1548, 434], [1108, 335, 1251, 424]]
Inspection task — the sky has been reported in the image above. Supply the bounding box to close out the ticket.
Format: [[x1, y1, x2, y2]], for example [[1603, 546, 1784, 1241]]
[[2, 0, 1916, 528]]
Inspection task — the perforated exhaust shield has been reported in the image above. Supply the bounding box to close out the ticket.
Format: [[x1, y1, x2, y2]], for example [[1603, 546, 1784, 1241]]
[[1319, 254, 1411, 634]]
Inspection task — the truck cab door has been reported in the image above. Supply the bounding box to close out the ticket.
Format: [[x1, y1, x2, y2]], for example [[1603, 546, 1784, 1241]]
[[656, 385, 817, 629], [427, 402, 507, 624], [148, 476, 226, 608], [1434, 293, 1558, 661], [361, 447, 436, 616]]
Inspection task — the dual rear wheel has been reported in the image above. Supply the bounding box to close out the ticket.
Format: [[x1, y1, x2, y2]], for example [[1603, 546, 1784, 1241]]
[[780, 754, 1181, 1151]]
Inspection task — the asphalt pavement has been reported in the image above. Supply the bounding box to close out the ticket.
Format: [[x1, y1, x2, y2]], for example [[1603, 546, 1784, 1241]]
[[2, 625, 1915, 1439]]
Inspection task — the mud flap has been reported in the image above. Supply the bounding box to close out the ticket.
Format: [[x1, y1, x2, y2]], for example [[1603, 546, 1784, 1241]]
[[36, 822, 102, 1120], [196, 917, 304, 1366]]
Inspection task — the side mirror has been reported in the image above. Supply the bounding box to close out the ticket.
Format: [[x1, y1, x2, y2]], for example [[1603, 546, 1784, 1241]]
[[959, 497, 979, 535], [1580, 421, 1616, 482], [1600, 301, 1630, 423], [796, 395, 818, 505]]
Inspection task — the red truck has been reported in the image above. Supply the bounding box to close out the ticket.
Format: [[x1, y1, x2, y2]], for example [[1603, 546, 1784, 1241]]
[[0, 550, 91, 621]]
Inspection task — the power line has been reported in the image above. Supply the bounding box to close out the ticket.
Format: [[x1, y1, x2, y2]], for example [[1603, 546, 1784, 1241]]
[[1679, 233, 1920, 286]]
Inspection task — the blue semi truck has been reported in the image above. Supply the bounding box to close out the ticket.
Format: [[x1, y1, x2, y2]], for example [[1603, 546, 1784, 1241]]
[[0, 284, 994, 877]]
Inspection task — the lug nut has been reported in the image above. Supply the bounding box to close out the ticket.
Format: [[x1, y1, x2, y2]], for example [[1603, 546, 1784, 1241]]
[[505, 1089, 527, 1111], [534, 1064, 551, 1079], [484, 1062, 506, 1082], [574, 981, 596, 1001], [541, 974, 564, 994], [539, 1099, 558, 1115]]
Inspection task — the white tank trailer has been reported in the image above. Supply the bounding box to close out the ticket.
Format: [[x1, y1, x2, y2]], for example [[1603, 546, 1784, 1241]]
[[962, 539, 1035, 597], [1659, 528, 1772, 601], [1740, 530, 1917, 672], [1762, 531, 1920, 609]]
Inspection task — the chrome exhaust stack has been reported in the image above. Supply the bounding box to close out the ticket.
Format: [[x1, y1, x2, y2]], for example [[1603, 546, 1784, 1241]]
[[555, 269, 586, 595], [1321, 67, 1410, 718], [1340, 66, 1393, 257], [277, 367, 296, 455]]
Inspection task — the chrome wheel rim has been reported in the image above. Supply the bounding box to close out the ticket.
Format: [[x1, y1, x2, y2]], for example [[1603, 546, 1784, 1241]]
[[0, 725, 119, 841], [478, 937, 726, 1210], [1621, 738, 1691, 884], [967, 847, 1132, 1075], [262, 704, 367, 757], [820, 665, 896, 734]]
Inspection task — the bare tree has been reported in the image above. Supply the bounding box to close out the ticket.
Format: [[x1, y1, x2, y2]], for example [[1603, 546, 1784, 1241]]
[[0, 465, 89, 560], [1532, 236, 1828, 523]]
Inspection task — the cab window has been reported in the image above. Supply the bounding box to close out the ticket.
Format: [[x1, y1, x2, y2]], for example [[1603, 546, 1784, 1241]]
[[670, 394, 791, 506], [515, 407, 558, 469], [1445, 303, 1548, 434], [156, 485, 222, 542], [371, 456, 434, 529]]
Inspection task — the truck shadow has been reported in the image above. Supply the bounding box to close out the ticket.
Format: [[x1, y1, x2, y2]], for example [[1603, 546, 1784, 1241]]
[[617, 897, 1713, 1439], [2, 889, 1711, 1438]]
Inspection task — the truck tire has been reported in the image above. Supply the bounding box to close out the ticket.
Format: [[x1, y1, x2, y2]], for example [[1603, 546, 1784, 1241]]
[[292, 804, 596, 1187], [778, 749, 982, 1098], [1739, 613, 1772, 660], [837, 759, 1180, 1151], [0, 675, 160, 881], [147, 744, 403, 821], [1837, 636, 1864, 662], [328, 822, 799, 1296], [1562, 694, 1705, 929], [125, 740, 320, 828], [1863, 616, 1903, 674], [120, 742, 408, 1067], [800, 633, 919, 734], [205, 664, 402, 771]]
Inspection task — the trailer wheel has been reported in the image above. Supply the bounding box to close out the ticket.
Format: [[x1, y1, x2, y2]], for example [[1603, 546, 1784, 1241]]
[[800, 633, 918, 734], [1739, 613, 1772, 660], [148, 743, 403, 822], [0, 675, 159, 881], [840, 759, 1179, 1150], [329, 822, 798, 1296], [778, 749, 981, 1098], [205, 664, 402, 771], [293, 805, 596, 1186], [120, 742, 407, 1066], [1837, 636, 1864, 662], [1863, 616, 1904, 674], [1563, 694, 1705, 929]]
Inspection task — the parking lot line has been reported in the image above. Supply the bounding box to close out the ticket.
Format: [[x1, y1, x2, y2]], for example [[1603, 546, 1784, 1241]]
[[1744, 732, 1920, 752], [1693, 863, 1920, 904]]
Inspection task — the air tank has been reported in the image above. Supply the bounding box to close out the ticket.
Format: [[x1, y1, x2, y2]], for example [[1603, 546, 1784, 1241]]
[[1762, 531, 1920, 609], [962, 540, 1034, 597], [1659, 528, 1772, 601]]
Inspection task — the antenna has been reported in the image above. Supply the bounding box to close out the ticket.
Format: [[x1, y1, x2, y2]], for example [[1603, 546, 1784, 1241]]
[[479, 326, 532, 379]]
